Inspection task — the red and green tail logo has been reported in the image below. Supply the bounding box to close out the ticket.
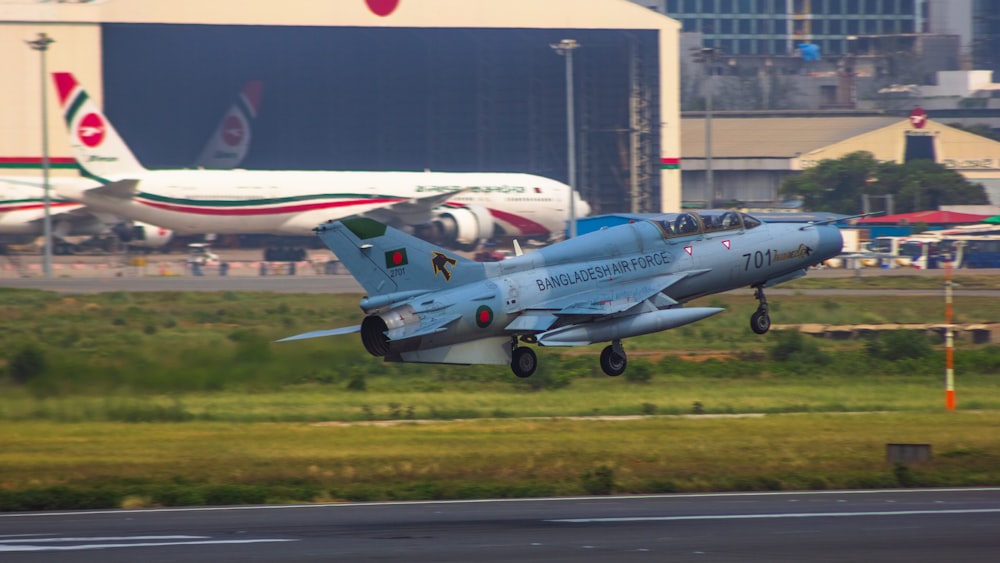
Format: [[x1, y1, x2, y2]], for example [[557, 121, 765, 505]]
[[385, 248, 408, 268]]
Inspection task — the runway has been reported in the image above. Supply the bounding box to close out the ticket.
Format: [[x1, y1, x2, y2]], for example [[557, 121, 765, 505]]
[[2, 489, 999, 562]]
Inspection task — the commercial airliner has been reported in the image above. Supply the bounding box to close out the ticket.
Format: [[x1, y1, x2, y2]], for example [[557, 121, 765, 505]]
[[50, 72, 589, 248], [0, 80, 264, 252]]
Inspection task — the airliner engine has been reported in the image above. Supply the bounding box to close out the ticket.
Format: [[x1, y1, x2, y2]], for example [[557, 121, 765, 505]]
[[113, 221, 174, 249], [431, 205, 494, 247]]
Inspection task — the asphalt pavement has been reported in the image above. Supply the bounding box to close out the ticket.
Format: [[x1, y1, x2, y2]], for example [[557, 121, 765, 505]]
[[2, 488, 999, 562]]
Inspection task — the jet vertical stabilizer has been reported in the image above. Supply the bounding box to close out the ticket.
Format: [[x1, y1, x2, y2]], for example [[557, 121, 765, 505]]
[[52, 72, 146, 181], [316, 216, 488, 302]]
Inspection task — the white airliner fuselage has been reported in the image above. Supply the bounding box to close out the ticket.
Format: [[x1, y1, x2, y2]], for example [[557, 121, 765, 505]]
[[51, 71, 590, 246], [55, 170, 586, 239]]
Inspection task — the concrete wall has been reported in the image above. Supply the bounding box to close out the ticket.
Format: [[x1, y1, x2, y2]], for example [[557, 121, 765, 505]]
[[0, 22, 101, 174]]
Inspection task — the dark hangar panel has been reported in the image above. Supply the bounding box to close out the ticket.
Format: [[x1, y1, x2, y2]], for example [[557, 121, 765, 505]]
[[101, 24, 661, 214]]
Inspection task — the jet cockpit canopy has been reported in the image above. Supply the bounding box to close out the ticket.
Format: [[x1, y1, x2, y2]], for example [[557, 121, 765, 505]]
[[650, 210, 761, 239]]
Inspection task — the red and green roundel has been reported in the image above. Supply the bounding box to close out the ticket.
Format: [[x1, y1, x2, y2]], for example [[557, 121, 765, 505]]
[[475, 305, 494, 328], [384, 248, 408, 268]]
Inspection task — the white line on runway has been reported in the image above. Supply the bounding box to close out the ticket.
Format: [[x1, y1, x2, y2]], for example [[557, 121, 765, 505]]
[[1, 535, 205, 543], [0, 538, 297, 552], [3, 487, 1000, 518], [548, 508, 1000, 523]]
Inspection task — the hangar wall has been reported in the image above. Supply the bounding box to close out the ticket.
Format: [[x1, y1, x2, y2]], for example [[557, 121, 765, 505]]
[[1, 0, 680, 213], [0, 21, 101, 174]]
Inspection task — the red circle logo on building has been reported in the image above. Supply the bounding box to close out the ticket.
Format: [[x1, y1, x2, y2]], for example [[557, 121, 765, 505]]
[[77, 113, 105, 148], [909, 107, 927, 129], [366, 0, 399, 17], [222, 115, 246, 147]]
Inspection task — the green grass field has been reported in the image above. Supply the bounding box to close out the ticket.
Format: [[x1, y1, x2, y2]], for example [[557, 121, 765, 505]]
[[1, 283, 998, 510], [2, 414, 998, 510]]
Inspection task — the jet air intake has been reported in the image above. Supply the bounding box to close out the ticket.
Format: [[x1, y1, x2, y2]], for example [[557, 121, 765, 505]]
[[537, 307, 725, 347]]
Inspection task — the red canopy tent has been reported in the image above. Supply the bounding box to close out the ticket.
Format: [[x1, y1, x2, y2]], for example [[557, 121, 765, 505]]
[[856, 210, 992, 225]]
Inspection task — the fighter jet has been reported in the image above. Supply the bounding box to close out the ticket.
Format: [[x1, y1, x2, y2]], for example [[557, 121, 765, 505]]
[[280, 210, 843, 377]]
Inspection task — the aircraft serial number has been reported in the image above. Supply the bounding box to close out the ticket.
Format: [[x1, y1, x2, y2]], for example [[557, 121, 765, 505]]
[[743, 250, 773, 270], [743, 245, 811, 270]]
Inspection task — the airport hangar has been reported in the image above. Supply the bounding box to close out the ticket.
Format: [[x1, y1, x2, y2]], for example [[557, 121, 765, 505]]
[[1, 0, 681, 217], [681, 112, 1000, 209]]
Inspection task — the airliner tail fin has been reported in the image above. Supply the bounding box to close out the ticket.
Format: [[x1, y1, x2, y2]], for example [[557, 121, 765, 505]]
[[195, 80, 263, 169], [52, 72, 146, 181]]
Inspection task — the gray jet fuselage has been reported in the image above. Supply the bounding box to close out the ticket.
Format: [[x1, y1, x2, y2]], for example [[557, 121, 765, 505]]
[[306, 210, 842, 375]]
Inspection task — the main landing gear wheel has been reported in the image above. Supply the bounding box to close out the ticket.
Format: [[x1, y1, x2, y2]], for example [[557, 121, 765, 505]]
[[511, 346, 537, 378], [750, 310, 771, 334], [750, 285, 772, 335], [600, 341, 627, 377]]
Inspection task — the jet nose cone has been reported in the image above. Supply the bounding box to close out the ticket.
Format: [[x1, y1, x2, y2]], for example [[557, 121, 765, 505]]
[[816, 224, 844, 260]]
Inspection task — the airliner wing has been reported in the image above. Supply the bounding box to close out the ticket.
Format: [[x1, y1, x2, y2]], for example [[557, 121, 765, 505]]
[[364, 188, 468, 225], [85, 179, 140, 199]]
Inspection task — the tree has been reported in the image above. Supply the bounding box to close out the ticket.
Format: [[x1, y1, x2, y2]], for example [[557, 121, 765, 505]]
[[871, 159, 990, 213], [780, 151, 989, 213], [780, 151, 880, 214]]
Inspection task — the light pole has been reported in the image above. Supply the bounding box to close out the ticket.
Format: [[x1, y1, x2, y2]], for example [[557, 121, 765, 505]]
[[551, 38, 580, 238], [26, 32, 55, 278], [699, 47, 717, 207]]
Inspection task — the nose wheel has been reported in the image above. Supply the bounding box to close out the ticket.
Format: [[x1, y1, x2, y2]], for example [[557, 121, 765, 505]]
[[751, 286, 771, 334], [600, 340, 628, 376]]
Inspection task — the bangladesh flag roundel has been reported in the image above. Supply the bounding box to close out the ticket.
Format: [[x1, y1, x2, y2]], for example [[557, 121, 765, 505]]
[[385, 248, 408, 268]]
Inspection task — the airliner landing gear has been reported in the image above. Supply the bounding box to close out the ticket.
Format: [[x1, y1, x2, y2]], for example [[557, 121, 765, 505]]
[[750, 285, 772, 335], [511, 342, 537, 378], [600, 340, 627, 376]]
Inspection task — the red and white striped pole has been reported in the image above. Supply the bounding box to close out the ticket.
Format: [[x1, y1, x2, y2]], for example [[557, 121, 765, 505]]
[[945, 258, 956, 411]]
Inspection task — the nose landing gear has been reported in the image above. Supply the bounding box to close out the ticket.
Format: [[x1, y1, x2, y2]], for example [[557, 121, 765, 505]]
[[750, 285, 771, 335]]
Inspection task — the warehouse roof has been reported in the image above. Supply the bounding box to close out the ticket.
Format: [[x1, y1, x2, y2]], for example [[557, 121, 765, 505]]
[[682, 116, 900, 159]]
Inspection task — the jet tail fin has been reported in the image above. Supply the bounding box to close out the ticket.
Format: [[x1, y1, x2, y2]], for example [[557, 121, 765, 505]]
[[195, 80, 263, 169], [52, 72, 146, 181], [315, 217, 486, 300]]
